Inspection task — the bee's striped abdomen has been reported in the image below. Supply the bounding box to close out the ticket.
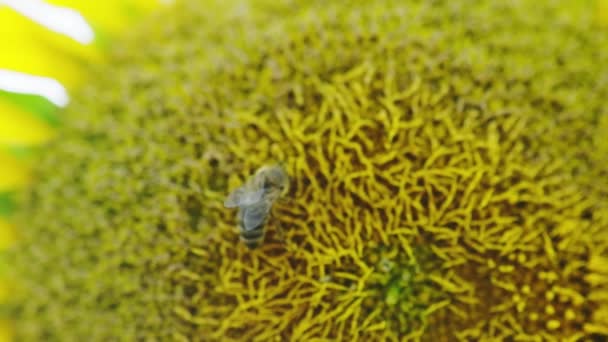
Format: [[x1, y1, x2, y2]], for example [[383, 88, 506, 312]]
[[238, 205, 268, 249], [239, 224, 265, 249]]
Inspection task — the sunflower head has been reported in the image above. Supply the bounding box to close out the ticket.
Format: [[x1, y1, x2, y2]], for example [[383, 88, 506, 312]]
[[7, 0, 608, 341]]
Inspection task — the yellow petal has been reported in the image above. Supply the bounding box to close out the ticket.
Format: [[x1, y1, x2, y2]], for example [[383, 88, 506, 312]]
[[0, 150, 30, 191], [0, 99, 54, 146], [0, 7, 101, 89], [0, 219, 17, 250], [48, 0, 163, 38]]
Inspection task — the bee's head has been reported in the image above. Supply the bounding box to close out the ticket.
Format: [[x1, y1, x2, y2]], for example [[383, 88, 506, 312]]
[[259, 164, 290, 197]]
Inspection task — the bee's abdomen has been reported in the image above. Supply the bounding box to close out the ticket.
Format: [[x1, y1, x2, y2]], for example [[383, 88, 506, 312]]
[[239, 224, 265, 249]]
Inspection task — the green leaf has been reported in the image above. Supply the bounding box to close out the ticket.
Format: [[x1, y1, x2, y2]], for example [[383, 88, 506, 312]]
[[0, 90, 60, 127]]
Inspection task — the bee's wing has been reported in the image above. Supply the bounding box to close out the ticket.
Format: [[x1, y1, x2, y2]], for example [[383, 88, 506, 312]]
[[242, 201, 271, 231], [224, 186, 264, 208]]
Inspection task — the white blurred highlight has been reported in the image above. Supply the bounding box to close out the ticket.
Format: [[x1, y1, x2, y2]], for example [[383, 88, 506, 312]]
[[0, 69, 69, 107], [1, 0, 95, 44]]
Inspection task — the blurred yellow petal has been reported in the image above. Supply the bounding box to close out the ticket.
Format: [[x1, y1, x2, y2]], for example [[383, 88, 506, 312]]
[[48, 0, 164, 38], [0, 320, 13, 342], [0, 220, 17, 250], [0, 99, 54, 146], [3, 0, 94, 45], [0, 151, 30, 191], [0, 6, 101, 89]]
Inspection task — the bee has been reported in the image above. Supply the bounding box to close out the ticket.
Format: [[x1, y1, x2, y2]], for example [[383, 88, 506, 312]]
[[224, 164, 289, 249]]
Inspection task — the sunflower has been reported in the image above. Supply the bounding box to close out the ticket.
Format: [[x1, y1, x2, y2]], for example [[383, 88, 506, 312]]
[[0, 2, 166, 341], [3, 0, 608, 341]]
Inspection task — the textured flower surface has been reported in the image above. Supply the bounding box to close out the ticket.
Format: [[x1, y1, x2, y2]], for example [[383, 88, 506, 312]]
[[0, 1, 163, 341], [8, 0, 608, 341]]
